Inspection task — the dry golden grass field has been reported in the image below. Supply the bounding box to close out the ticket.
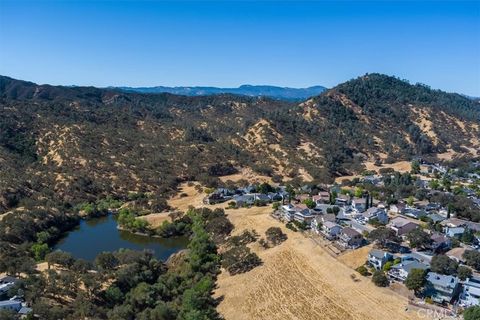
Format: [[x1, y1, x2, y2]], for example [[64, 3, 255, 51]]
[[213, 206, 431, 320]]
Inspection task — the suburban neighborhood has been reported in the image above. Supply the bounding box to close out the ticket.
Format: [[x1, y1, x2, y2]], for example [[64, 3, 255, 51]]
[[202, 158, 480, 318]]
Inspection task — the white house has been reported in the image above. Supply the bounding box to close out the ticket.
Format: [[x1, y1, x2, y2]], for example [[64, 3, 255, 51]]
[[281, 204, 296, 222], [293, 206, 316, 224], [362, 207, 389, 224], [425, 272, 461, 304], [321, 221, 342, 240], [459, 275, 480, 307], [367, 249, 393, 270], [389, 203, 406, 214], [310, 218, 321, 233], [351, 197, 367, 213]]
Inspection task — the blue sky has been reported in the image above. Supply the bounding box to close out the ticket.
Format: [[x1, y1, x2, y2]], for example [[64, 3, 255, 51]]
[[1, 1, 479, 95]]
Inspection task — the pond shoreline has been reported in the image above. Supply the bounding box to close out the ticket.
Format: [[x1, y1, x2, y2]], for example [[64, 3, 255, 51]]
[[116, 225, 188, 241], [53, 213, 188, 261]]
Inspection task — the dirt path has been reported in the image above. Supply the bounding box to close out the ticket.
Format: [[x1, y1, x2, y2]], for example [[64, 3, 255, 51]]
[[214, 206, 427, 320]]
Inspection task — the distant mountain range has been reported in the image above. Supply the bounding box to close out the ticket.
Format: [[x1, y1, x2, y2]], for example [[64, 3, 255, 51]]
[[115, 84, 327, 101]]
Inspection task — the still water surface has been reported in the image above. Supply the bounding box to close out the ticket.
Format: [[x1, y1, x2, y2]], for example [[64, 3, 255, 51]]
[[55, 215, 188, 261]]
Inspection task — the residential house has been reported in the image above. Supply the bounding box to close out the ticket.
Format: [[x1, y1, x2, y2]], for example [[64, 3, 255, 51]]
[[389, 203, 406, 214], [403, 207, 427, 220], [312, 191, 330, 205], [240, 185, 256, 194], [293, 205, 316, 224], [430, 233, 451, 252], [0, 300, 22, 312], [437, 207, 449, 218], [362, 207, 389, 224], [321, 221, 342, 240], [362, 175, 382, 186], [464, 221, 480, 233], [297, 194, 310, 202], [233, 194, 255, 207], [335, 194, 350, 207], [281, 204, 296, 222], [351, 197, 368, 213], [321, 213, 337, 224], [425, 203, 442, 212], [0, 276, 17, 295], [267, 192, 284, 202], [18, 306, 33, 317], [441, 218, 480, 233], [416, 179, 430, 189], [441, 218, 468, 229], [253, 193, 271, 203], [445, 227, 465, 239], [367, 249, 393, 270], [338, 227, 363, 248], [427, 213, 446, 224], [425, 272, 461, 304], [459, 274, 480, 307], [388, 217, 419, 237], [203, 192, 227, 205], [314, 204, 335, 214], [310, 218, 321, 233], [445, 247, 467, 264], [388, 257, 429, 282]]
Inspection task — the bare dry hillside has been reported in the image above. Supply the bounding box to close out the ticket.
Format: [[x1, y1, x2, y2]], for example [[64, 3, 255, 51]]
[[214, 206, 428, 320], [1, 73, 479, 214]]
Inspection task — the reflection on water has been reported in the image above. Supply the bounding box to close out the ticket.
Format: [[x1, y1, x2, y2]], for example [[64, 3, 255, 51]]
[[54, 214, 188, 261]]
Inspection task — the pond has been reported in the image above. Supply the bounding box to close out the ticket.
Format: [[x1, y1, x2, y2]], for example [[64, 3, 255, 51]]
[[54, 214, 188, 261]]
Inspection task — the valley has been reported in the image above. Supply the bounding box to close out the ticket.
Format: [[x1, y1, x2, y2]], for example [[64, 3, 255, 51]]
[[0, 74, 479, 319]]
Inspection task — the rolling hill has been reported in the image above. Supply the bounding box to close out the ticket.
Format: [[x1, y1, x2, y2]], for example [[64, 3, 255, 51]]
[[0, 73, 479, 213]]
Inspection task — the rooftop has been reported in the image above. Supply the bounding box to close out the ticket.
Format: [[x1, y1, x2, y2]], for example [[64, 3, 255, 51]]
[[390, 217, 417, 228], [0, 300, 22, 307], [323, 221, 339, 229], [427, 272, 459, 289], [369, 249, 389, 259], [342, 227, 361, 238]]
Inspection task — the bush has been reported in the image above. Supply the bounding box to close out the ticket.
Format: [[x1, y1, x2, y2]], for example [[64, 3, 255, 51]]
[[464, 306, 480, 320], [221, 245, 262, 275], [430, 255, 458, 275], [303, 198, 316, 209], [265, 227, 288, 246], [117, 208, 149, 233], [372, 270, 389, 287], [226, 230, 258, 247], [286, 222, 297, 232], [31, 242, 50, 261], [464, 250, 480, 271], [292, 220, 308, 230], [356, 265, 370, 276], [382, 261, 393, 272], [458, 265, 473, 281], [405, 268, 427, 294]]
